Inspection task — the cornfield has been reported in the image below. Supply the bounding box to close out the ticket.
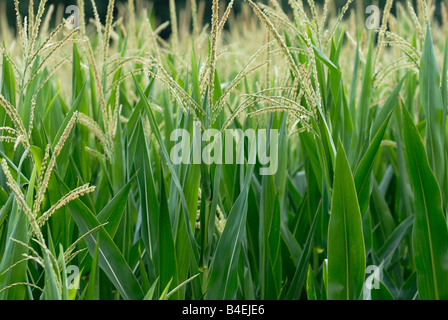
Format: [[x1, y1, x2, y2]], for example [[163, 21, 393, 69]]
[[0, 0, 448, 301]]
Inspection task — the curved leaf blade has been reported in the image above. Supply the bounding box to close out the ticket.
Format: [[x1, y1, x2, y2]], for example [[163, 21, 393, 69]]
[[402, 106, 448, 300], [327, 141, 366, 300]]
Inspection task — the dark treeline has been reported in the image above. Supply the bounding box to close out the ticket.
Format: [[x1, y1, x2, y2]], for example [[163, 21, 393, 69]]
[[0, 0, 444, 33]]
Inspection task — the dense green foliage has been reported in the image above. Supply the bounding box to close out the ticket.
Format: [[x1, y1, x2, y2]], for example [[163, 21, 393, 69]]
[[1, 0, 448, 300]]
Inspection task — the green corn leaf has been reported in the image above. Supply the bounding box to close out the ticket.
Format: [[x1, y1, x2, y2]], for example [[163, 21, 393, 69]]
[[97, 172, 138, 237], [356, 36, 374, 149], [376, 215, 414, 266], [0, 204, 28, 300], [370, 282, 395, 300], [86, 236, 100, 300], [355, 112, 393, 215], [285, 202, 321, 299], [132, 74, 199, 264], [42, 249, 61, 300], [62, 174, 144, 300], [402, 106, 448, 300], [158, 177, 178, 298], [144, 279, 159, 300], [420, 25, 445, 189], [207, 164, 255, 300], [1, 54, 16, 107], [327, 141, 366, 300], [52, 84, 85, 149], [354, 78, 403, 215]]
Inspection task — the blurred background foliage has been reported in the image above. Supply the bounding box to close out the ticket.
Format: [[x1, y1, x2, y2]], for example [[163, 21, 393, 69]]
[[0, 0, 445, 34]]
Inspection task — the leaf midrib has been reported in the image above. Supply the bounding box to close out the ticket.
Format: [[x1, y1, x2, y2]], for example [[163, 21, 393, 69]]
[[342, 187, 350, 300]]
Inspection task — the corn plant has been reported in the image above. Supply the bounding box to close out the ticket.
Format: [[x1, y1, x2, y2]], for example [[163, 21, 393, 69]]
[[0, 0, 448, 300]]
